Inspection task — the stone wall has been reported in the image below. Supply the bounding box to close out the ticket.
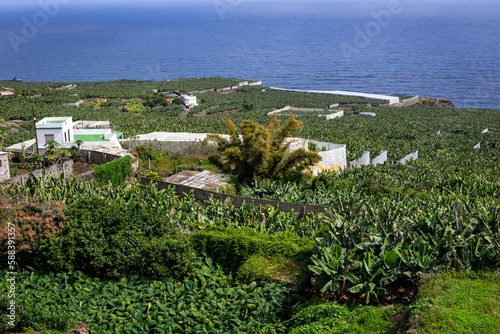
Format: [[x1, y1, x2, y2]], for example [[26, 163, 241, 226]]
[[0, 160, 73, 186], [141, 178, 330, 216]]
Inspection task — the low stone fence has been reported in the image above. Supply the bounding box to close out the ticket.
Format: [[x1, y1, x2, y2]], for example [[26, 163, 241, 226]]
[[141, 178, 330, 216], [1, 160, 73, 186]]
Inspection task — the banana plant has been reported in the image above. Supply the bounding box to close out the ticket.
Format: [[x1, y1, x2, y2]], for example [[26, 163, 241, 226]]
[[308, 244, 356, 301], [348, 247, 401, 304]]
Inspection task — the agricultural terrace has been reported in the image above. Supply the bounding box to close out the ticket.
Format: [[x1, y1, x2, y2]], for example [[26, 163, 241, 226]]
[[0, 77, 499, 333]]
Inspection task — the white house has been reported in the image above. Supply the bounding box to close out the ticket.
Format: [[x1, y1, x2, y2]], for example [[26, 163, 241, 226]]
[[0, 91, 14, 96], [33, 117, 122, 150], [181, 95, 198, 108], [0, 152, 10, 182], [36, 117, 74, 148]]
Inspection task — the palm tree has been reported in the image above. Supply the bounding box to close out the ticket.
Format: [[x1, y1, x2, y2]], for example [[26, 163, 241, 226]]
[[75, 139, 84, 149]]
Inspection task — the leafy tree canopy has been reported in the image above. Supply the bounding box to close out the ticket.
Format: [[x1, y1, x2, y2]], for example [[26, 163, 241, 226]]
[[205, 113, 322, 187]]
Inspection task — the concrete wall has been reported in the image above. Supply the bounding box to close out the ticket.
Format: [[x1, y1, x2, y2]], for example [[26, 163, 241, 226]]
[[80, 149, 134, 165], [400, 96, 419, 105], [371, 150, 388, 166], [0, 160, 73, 186], [325, 110, 344, 120], [398, 151, 418, 164], [349, 151, 370, 168], [141, 178, 329, 216], [61, 99, 84, 107], [0, 152, 10, 182], [309, 142, 347, 174]]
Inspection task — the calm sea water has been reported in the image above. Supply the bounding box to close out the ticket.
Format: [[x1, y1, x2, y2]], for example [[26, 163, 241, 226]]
[[1, 1, 500, 109]]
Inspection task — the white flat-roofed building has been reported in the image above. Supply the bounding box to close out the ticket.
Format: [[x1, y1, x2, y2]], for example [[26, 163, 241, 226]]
[[181, 95, 198, 108], [5, 117, 123, 152], [36, 117, 74, 148]]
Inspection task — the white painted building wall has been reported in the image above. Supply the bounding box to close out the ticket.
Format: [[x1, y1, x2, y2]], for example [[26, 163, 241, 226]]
[[182, 95, 197, 107], [36, 117, 74, 148], [0, 152, 10, 181]]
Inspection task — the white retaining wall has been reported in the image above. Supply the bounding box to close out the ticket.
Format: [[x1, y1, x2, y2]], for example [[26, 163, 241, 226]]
[[270, 87, 400, 105], [398, 151, 418, 164], [309, 141, 347, 174], [325, 110, 344, 120], [371, 150, 388, 166], [349, 151, 371, 168]]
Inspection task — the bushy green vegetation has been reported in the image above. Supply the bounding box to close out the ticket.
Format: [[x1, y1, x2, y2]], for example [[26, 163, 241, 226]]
[[193, 226, 314, 272], [206, 114, 321, 186], [287, 301, 395, 334], [92, 155, 133, 185], [0, 258, 289, 333]]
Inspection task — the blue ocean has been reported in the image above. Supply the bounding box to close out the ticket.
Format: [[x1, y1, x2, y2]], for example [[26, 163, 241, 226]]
[[1, 0, 499, 109]]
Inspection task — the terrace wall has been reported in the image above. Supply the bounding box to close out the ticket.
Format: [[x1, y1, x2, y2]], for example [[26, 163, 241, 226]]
[[141, 178, 329, 216], [0, 160, 73, 186]]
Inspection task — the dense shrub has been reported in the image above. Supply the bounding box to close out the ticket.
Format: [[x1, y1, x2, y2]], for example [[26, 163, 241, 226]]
[[135, 144, 160, 161], [192, 226, 315, 272], [36, 196, 196, 280], [92, 155, 133, 185]]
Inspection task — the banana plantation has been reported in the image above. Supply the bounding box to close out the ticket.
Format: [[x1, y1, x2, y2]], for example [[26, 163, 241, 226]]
[[1, 78, 499, 333]]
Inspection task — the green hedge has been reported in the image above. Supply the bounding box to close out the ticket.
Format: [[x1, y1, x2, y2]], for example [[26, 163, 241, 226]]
[[92, 155, 133, 185], [192, 226, 315, 272]]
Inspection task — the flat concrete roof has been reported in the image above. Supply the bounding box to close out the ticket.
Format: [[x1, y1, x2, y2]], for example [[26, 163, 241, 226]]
[[124, 132, 232, 142], [5, 139, 36, 151], [79, 147, 129, 156], [165, 170, 228, 190]]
